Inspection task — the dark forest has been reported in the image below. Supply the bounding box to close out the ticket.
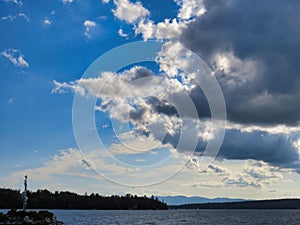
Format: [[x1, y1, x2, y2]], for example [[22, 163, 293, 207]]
[[0, 188, 167, 210]]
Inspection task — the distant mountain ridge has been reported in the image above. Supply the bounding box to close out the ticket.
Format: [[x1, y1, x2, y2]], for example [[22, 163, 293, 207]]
[[169, 199, 300, 209], [156, 195, 246, 205]]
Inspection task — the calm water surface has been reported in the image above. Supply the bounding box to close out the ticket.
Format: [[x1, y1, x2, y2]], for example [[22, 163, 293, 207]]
[[48, 209, 300, 225], [2, 209, 300, 224]]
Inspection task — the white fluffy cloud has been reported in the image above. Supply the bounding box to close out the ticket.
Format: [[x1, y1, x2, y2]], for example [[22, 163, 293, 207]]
[[135, 19, 188, 40], [43, 18, 52, 26], [53, 66, 187, 141], [83, 20, 97, 38], [110, 0, 194, 41], [112, 0, 149, 24], [117, 28, 128, 38], [1, 49, 29, 67], [175, 0, 206, 20]]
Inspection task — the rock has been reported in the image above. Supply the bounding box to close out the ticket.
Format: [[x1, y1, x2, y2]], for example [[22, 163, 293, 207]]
[[23, 215, 34, 224], [0, 210, 64, 225]]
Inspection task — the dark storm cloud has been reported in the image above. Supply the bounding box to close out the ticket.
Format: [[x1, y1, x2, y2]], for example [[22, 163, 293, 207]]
[[146, 97, 178, 116], [129, 96, 178, 122], [181, 0, 300, 125], [189, 85, 211, 118], [217, 129, 299, 165]]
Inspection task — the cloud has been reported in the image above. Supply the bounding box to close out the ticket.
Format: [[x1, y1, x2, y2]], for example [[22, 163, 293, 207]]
[[112, 0, 149, 24], [193, 128, 300, 168], [2, 0, 22, 6], [52, 60, 300, 170], [186, 158, 293, 189], [43, 18, 51, 26], [222, 160, 291, 189], [181, 0, 300, 126], [62, 0, 73, 4], [0, 147, 154, 189], [52, 80, 85, 95], [186, 157, 230, 176], [1, 49, 29, 67], [135, 19, 188, 41], [222, 176, 261, 188], [243, 160, 285, 181], [175, 0, 206, 20], [0, 148, 96, 188], [108, 133, 167, 156], [52, 65, 199, 148], [83, 20, 97, 38], [117, 28, 128, 38], [53, 0, 300, 174], [53, 66, 188, 145], [1, 13, 29, 22]]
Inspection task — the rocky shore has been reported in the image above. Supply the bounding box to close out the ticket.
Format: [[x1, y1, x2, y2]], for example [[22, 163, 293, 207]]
[[0, 209, 64, 225]]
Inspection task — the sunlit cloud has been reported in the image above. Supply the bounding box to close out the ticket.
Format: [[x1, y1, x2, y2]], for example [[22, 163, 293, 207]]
[[1, 49, 29, 67]]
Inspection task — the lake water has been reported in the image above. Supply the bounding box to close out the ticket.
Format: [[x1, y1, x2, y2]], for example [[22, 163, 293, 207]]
[[53, 209, 300, 224], [2, 209, 300, 224]]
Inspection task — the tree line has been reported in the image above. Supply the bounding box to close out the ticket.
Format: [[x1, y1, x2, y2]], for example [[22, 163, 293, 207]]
[[0, 188, 167, 210]]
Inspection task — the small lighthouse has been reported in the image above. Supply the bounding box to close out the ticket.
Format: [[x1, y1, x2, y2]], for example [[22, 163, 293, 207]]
[[21, 175, 28, 211]]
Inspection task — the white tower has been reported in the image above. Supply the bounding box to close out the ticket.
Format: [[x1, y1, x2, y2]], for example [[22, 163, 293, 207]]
[[22, 175, 28, 211]]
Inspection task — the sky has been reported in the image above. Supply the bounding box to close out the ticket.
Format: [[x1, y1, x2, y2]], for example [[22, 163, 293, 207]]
[[1, 0, 300, 200]]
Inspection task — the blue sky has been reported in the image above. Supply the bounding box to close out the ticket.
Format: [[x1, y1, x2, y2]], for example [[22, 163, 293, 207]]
[[1, 0, 300, 199]]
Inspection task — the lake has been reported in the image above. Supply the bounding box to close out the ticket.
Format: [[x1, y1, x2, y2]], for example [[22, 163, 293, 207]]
[[52, 209, 300, 224], [2, 209, 300, 224]]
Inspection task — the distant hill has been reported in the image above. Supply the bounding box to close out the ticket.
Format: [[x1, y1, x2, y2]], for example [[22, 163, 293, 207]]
[[169, 199, 300, 209], [156, 195, 245, 205]]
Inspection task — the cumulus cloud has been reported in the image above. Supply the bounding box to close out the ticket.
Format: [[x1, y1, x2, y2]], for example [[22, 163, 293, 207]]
[[175, 0, 206, 20], [83, 20, 97, 38], [112, 0, 149, 24], [53, 0, 300, 174], [181, 0, 300, 126], [52, 54, 300, 171], [135, 19, 188, 41], [1, 49, 29, 67], [53, 66, 190, 144], [109, 1, 191, 41]]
